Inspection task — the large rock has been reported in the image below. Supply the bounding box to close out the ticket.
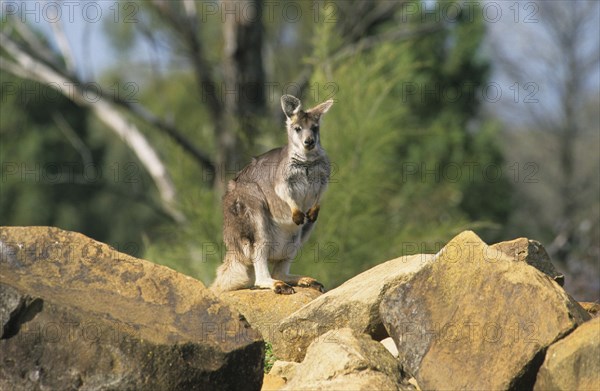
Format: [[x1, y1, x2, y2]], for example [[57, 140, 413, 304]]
[[534, 317, 600, 390], [491, 237, 564, 285], [219, 288, 322, 342], [0, 227, 264, 391], [380, 231, 590, 391], [273, 253, 434, 361], [280, 328, 411, 391]]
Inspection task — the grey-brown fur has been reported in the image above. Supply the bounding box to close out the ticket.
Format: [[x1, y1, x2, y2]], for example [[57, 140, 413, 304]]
[[211, 95, 334, 294]]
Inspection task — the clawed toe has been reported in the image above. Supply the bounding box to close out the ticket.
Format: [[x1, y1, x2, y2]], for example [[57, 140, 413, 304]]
[[297, 277, 325, 293], [273, 281, 295, 295]]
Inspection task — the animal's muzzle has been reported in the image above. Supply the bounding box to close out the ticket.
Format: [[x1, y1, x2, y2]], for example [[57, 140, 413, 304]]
[[304, 137, 315, 149]]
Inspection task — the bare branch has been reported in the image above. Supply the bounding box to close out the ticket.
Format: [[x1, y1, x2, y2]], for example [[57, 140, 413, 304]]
[[52, 112, 93, 167], [46, 1, 76, 74], [183, 0, 198, 27], [114, 100, 216, 174], [0, 57, 37, 80], [147, 0, 223, 119], [0, 32, 184, 222], [81, 22, 94, 80], [9, 18, 59, 67], [4, 17, 216, 178], [147, 0, 230, 191]]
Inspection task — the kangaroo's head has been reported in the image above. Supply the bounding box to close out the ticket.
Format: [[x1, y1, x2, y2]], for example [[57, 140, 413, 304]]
[[281, 95, 334, 156]]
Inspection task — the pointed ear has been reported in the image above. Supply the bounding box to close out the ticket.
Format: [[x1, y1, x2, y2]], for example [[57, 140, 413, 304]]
[[281, 95, 302, 119], [308, 99, 334, 118]]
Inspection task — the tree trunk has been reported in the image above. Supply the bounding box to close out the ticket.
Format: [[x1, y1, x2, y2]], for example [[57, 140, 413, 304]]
[[218, 0, 266, 191], [555, 30, 580, 263]]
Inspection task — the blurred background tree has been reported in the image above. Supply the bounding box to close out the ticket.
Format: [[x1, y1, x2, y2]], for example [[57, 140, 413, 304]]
[[1, 0, 598, 300], [486, 0, 600, 298]]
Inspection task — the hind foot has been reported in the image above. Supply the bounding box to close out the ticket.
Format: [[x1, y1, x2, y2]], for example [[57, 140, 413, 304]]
[[297, 277, 325, 293], [273, 280, 296, 294]]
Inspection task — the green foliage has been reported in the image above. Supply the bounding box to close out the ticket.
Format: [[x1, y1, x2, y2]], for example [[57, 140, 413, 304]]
[[264, 342, 277, 374]]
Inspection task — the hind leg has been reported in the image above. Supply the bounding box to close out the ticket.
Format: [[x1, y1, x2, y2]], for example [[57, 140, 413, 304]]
[[252, 246, 295, 294], [210, 253, 254, 294], [221, 189, 295, 294]]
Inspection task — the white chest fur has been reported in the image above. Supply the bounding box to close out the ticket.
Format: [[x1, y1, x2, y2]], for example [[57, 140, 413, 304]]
[[281, 157, 329, 211]]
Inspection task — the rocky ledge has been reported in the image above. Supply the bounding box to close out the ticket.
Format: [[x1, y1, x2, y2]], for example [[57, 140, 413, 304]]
[[0, 227, 263, 391], [1, 226, 598, 391]]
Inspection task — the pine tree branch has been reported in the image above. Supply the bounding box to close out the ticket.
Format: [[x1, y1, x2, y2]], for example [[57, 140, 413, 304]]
[[330, 23, 442, 64]]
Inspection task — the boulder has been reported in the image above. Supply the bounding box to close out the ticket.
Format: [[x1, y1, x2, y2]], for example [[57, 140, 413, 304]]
[[280, 328, 412, 391], [535, 317, 600, 391], [219, 288, 322, 342], [491, 237, 564, 285], [0, 226, 264, 391], [274, 253, 434, 361], [380, 231, 590, 391]]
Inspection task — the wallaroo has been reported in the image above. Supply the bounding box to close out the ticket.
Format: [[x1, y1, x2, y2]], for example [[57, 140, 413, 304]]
[[211, 95, 334, 294]]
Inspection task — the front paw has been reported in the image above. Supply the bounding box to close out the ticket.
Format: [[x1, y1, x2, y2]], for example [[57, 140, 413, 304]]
[[307, 205, 320, 222], [292, 209, 305, 225], [273, 280, 295, 295], [297, 277, 325, 293]]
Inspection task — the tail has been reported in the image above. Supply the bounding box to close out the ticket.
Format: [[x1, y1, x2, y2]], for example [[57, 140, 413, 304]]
[[210, 255, 254, 294]]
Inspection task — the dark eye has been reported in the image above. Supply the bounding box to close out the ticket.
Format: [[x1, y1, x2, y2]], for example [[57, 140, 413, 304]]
[[294, 126, 302, 133], [311, 125, 320, 132]]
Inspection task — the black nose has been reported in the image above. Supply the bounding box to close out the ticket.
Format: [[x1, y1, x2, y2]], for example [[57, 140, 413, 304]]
[[304, 138, 315, 148]]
